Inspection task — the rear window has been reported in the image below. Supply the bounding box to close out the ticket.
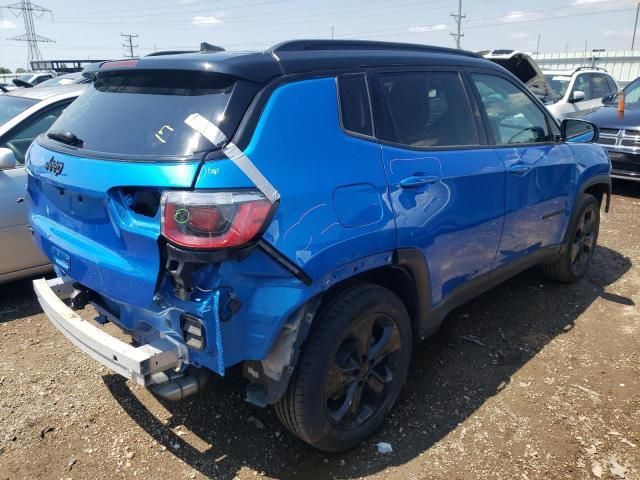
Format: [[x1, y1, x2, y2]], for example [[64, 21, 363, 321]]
[[47, 70, 243, 158], [0, 95, 38, 126]]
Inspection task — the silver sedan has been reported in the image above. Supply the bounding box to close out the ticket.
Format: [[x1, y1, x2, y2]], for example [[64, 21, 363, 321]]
[[0, 84, 86, 283]]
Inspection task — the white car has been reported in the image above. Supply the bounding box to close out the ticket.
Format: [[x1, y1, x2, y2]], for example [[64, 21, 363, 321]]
[[481, 50, 619, 121], [0, 84, 85, 283], [0, 72, 57, 92], [542, 68, 619, 120]]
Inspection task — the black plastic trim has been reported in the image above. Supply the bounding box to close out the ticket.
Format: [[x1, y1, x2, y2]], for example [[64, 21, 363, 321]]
[[257, 239, 312, 286]]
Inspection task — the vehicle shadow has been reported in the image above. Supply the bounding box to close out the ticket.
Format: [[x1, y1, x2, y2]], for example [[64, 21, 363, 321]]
[[0, 273, 53, 324], [612, 179, 640, 199], [104, 244, 632, 480]]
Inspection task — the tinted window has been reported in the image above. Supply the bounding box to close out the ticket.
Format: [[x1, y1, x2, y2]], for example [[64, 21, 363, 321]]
[[48, 70, 240, 158], [375, 71, 478, 148], [605, 75, 618, 95], [338, 75, 373, 137], [1, 102, 70, 164], [472, 74, 552, 145], [605, 75, 618, 94], [591, 74, 609, 99], [0, 95, 38, 126]]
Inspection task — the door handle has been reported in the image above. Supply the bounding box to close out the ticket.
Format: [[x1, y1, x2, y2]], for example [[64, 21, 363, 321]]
[[510, 164, 531, 176], [399, 175, 439, 189]]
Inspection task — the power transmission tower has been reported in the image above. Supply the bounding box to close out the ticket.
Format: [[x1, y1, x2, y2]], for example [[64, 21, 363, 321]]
[[121, 33, 139, 58], [1, 0, 54, 66], [450, 0, 465, 49]]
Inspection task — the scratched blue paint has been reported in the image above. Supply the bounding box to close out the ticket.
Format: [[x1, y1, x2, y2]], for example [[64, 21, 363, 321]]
[[27, 75, 611, 376]]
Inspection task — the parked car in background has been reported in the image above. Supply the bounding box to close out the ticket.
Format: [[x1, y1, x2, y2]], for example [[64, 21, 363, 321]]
[[584, 76, 640, 181], [0, 83, 86, 283], [1, 72, 58, 92], [480, 49, 555, 101], [542, 67, 619, 120], [480, 50, 619, 120], [36, 72, 89, 87], [28, 40, 610, 451]]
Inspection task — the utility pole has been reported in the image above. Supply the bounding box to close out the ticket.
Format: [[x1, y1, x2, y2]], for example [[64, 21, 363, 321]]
[[1, 0, 54, 66], [450, 0, 465, 49], [632, 1, 640, 50], [535, 34, 541, 55], [121, 33, 139, 58]]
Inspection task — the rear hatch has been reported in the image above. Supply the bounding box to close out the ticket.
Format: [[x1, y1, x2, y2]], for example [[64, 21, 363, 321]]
[[481, 49, 556, 104], [27, 65, 260, 308]]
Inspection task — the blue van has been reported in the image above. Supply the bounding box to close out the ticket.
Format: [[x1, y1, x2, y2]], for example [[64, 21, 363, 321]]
[[27, 41, 610, 451]]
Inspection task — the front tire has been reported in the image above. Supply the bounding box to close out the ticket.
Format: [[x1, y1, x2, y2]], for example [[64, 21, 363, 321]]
[[275, 283, 412, 452], [541, 194, 600, 283]]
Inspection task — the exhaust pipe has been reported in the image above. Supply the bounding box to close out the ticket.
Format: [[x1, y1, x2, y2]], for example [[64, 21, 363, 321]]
[[150, 368, 209, 401]]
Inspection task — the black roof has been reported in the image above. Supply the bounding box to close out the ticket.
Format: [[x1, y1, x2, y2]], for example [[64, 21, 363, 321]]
[[84, 39, 496, 84]]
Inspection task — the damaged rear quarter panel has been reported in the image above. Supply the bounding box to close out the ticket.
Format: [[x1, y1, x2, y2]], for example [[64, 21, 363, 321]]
[[188, 77, 398, 370]]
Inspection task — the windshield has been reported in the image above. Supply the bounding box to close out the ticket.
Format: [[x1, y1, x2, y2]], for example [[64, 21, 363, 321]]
[[0, 95, 38, 126], [621, 78, 640, 105], [15, 74, 33, 83], [48, 70, 238, 158], [544, 74, 571, 99]]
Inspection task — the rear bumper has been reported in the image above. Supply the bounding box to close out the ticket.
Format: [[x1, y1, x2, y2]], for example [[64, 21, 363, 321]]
[[33, 277, 185, 386]]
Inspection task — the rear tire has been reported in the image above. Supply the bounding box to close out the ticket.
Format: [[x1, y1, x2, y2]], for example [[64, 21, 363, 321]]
[[275, 283, 412, 452], [541, 194, 600, 283]]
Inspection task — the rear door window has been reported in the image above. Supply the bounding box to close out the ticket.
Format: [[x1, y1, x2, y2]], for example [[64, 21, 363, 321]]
[[472, 73, 552, 145], [338, 74, 373, 137], [46, 70, 250, 159], [373, 71, 478, 148]]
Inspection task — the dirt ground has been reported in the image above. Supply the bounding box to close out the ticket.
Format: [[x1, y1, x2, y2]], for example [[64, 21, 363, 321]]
[[0, 183, 638, 480]]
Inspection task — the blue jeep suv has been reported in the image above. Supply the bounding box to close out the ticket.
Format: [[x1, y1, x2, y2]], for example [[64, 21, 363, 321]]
[[27, 40, 610, 451]]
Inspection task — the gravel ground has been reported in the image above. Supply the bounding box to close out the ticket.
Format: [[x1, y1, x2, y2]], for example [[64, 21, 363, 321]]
[[0, 183, 638, 480]]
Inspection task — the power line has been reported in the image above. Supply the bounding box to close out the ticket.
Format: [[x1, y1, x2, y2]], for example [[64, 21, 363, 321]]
[[632, 1, 639, 50], [121, 33, 138, 58], [1, 0, 54, 66], [450, 0, 465, 49]]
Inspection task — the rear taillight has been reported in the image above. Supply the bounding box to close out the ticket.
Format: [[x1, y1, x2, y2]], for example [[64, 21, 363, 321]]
[[161, 190, 272, 249]]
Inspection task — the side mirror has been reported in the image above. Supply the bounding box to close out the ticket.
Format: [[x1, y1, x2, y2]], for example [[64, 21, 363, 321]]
[[570, 90, 585, 103], [0, 147, 17, 170], [561, 119, 599, 143]]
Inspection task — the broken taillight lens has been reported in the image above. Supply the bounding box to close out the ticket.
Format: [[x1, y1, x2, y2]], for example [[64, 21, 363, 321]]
[[161, 190, 272, 249]]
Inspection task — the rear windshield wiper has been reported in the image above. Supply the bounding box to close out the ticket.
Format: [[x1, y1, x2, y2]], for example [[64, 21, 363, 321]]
[[47, 130, 83, 148]]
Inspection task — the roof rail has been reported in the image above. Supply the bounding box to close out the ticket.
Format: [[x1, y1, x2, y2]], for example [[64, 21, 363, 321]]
[[200, 42, 225, 53], [574, 66, 608, 73], [269, 39, 480, 58]]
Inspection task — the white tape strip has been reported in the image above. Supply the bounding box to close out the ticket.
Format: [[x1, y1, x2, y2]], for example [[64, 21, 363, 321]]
[[222, 143, 280, 203], [184, 113, 227, 147], [184, 113, 279, 204]]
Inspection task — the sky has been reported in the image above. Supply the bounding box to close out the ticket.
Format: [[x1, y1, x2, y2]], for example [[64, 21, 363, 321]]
[[1, 0, 639, 71]]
